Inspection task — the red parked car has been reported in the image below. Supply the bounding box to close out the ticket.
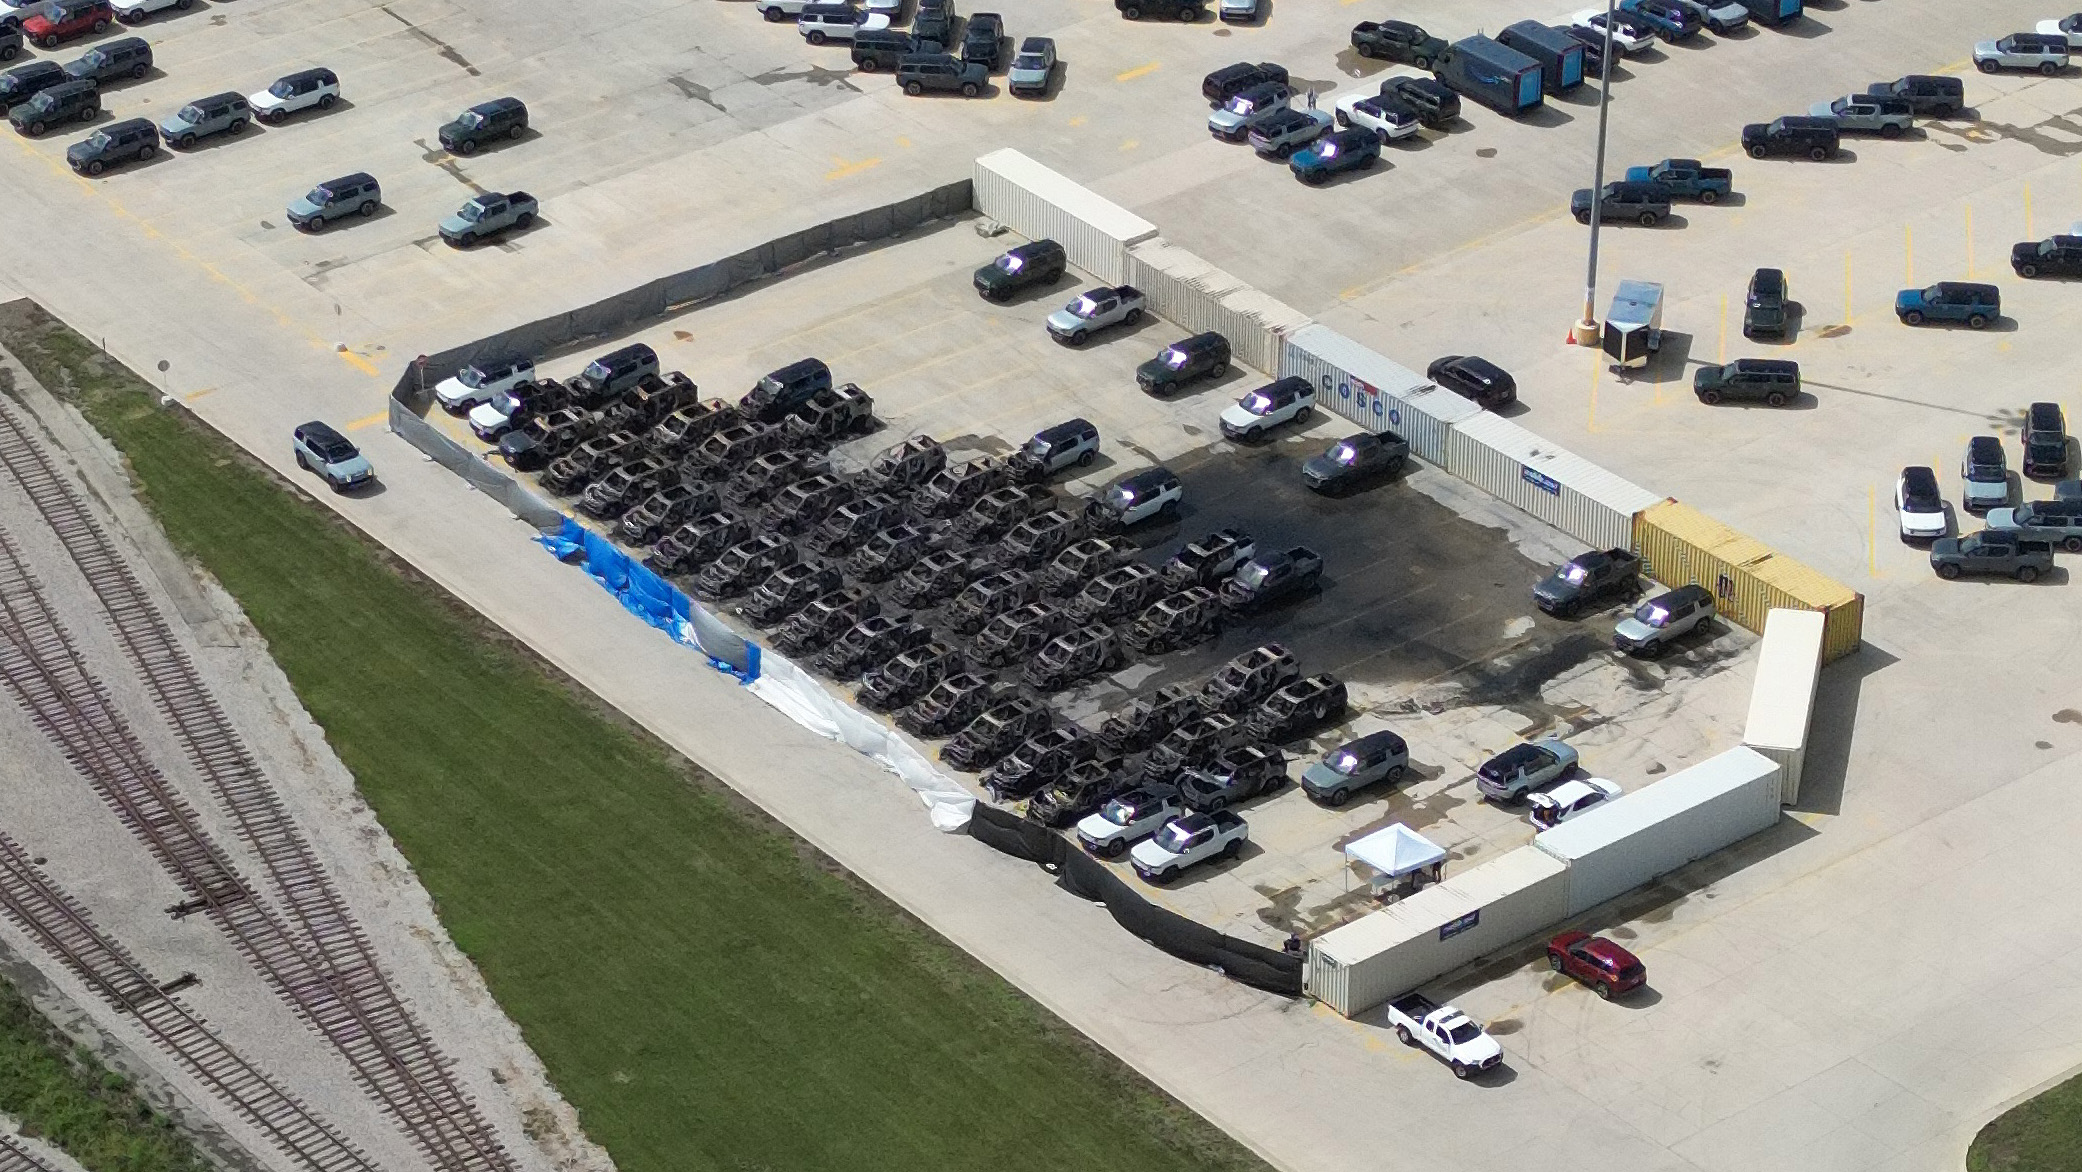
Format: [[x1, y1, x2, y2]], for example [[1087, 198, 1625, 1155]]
[[1546, 931, 1646, 999], [22, 0, 112, 47]]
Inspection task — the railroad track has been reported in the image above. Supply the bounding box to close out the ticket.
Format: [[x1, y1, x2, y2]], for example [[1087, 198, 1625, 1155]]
[[0, 829, 376, 1172], [0, 398, 514, 1172], [0, 1135, 59, 1172]]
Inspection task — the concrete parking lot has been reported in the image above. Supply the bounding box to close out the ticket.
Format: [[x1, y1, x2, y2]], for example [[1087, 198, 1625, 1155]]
[[5, 0, 2081, 1169]]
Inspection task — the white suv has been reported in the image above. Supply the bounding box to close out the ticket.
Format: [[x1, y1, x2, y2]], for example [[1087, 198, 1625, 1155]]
[[1527, 778, 1621, 829], [1219, 376, 1316, 441], [797, 3, 888, 42], [110, 0, 191, 21], [435, 354, 535, 413], [247, 68, 340, 122]]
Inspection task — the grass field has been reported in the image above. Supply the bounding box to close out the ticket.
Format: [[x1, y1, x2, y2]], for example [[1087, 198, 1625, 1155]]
[[0, 975, 208, 1172], [1969, 1071, 2082, 1172], [0, 300, 1270, 1172]]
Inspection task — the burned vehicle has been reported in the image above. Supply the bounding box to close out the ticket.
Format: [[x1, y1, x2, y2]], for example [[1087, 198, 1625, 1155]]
[[941, 695, 1055, 772], [1177, 744, 1288, 813], [983, 726, 1096, 802], [945, 570, 1042, 636], [1202, 643, 1302, 713], [781, 383, 875, 446], [1097, 682, 1207, 753], [690, 533, 797, 600], [1025, 756, 1136, 828], [857, 640, 966, 713], [847, 522, 940, 583], [910, 458, 1010, 520], [644, 398, 738, 458], [1140, 712, 1248, 787], [889, 548, 981, 608], [720, 449, 827, 509], [1122, 586, 1222, 654], [538, 429, 640, 495], [813, 616, 931, 682], [804, 492, 905, 557], [578, 454, 673, 520], [737, 561, 844, 628], [618, 480, 719, 545], [762, 473, 856, 535], [770, 586, 880, 656], [970, 508, 1083, 573], [969, 602, 1071, 669], [598, 371, 698, 435], [1246, 673, 1348, 742], [1039, 535, 1140, 596], [951, 485, 1057, 546], [858, 435, 946, 496], [1162, 527, 1257, 589], [685, 421, 788, 481], [1068, 562, 1165, 624], [896, 671, 1000, 738], [1022, 627, 1125, 693], [645, 511, 752, 575], [498, 406, 593, 472]]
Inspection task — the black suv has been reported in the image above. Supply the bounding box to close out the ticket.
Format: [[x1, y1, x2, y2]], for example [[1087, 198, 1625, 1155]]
[[1572, 180, 1674, 226], [1382, 75, 1458, 126], [1350, 19, 1447, 67], [1743, 267, 1789, 338], [63, 36, 151, 84], [1427, 354, 1515, 410], [2024, 402, 2069, 478], [8, 76, 94, 135], [2012, 234, 2082, 279], [66, 115, 154, 173], [973, 238, 1065, 300], [960, 11, 1003, 68], [1693, 358, 1801, 407], [741, 357, 831, 423], [896, 52, 987, 96], [1866, 74, 1964, 118], [1117, 0, 1203, 20], [0, 61, 67, 111], [439, 96, 527, 155], [1201, 60, 1286, 106], [1743, 116, 1839, 161], [1137, 332, 1230, 394]]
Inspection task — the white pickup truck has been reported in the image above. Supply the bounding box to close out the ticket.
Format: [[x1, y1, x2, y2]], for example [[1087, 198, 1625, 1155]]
[[1076, 786, 1185, 859], [1129, 810, 1247, 883], [1386, 994, 1503, 1079]]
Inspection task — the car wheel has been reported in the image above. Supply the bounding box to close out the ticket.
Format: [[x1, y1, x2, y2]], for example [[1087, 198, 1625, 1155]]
[[1575, 211, 1590, 225], [1182, 4, 1203, 19], [1766, 391, 1787, 407], [1275, 142, 1295, 158], [1356, 42, 1377, 58], [1385, 764, 1406, 784], [1077, 448, 1095, 466], [2019, 565, 2041, 583], [1880, 122, 1902, 138], [136, 142, 153, 159], [764, 4, 785, 19], [1548, 953, 1564, 972], [24, 120, 41, 136], [905, 80, 923, 95], [1414, 55, 1432, 69], [1807, 146, 1828, 161], [1122, 3, 1141, 16], [960, 82, 979, 97], [1069, 328, 1087, 344], [515, 211, 534, 228], [857, 57, 877, 71], [2042, 61, 2061, 76], [85, 158, 104, 175], [1395, 1025, 1414, 1046], [2066, 536, 2082, 554], [129, 62, 146, 78], [42, 34, 58, 47], [1295, 405, 1313, 424], [808, 29, 826, 43], [457, 137, 478, 155], [1747, 144, 1767, 159], [1639, 211, 1658, 227], [1101, 837, 1126, 858], [228, 118, 246, 134], [1642, 641, 1666, 659], [1324, 786, 1350, 807], [1223, 837, 1242, 858], [91, 16, 106, 31], [294, 449, 309, 470], [1451, 1062, 1471, 1080], [1699, 389, 1721, 405], [1935, 103, 1956, 117], [1157, 865, 1178, 884], [355, 199, 376, 218], [1967, 314, 1988, 330], [2021, 263, 2040, 278], [1159, 498, 1179, 518], [1208, 361, 1227, 379], [1903, 310, 1923, 325], [1301, 170, 1324, 185], [1245, 425, 1263, 441], [305, 214, 325, 233], [266, 108, 285, 123], [1123, 307, 1142, 326], [1977, 59, 1999, 73]]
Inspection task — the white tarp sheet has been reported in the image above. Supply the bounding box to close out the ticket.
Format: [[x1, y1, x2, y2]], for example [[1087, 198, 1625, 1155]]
[[749, 653, 977, 831], [1344, 824, 1445, 879]]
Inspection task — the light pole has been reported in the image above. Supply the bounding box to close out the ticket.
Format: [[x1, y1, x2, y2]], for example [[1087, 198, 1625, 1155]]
[[1572, 0, 1620, 348]]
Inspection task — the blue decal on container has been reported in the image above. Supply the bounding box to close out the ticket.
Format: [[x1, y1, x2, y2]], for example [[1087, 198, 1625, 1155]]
[[1439, 909, 1480, 941], [1522, 466, 1562, 495]]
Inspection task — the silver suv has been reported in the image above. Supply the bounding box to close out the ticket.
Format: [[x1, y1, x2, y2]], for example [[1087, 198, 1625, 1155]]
[[159, 90, 250, 147], [1974, 32, 2069, 75], [1808, 93, 1912, 137], [1612, 584, 1714, 658]]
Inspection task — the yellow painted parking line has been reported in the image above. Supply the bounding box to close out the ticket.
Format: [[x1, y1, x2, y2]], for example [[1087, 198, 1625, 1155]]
[[1120, 138, 1139, 151], [2024, 181, 2033, 239], [338, 350, 381, 377], [894, 135, 912, 149], [344, 412, 389, 431], [1932, 57, 1971, 76], [1586, 354, 1602, 435], [1115, 61, 1160, 82], [825, 156, 882, 181], [1717, 293, 1727, 364], [181, 387, 217, 402], [1068, 114, 1087, 127], [1867, 484, 1882, 577], [1904, 223, 1914, 284]]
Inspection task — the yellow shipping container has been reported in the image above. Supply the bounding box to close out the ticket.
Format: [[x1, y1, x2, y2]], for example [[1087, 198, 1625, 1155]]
[[1633, 501, 1863, 663]]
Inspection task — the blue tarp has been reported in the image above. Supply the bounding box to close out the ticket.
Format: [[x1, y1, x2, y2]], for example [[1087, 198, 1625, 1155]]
[[536, 518, 759, 681]]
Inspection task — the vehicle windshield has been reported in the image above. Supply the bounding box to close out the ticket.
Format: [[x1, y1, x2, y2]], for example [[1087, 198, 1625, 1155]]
[[458, 109, 485, 129], [269, 79, 296, 98], [993, 253, 1025, 273], [1317, 141, 1339, 159], [1013, 53, 1044, 69], [84, 129, 110, 148], [2039, 240, 2059, 257], [311, 438, 357, 463], [1070, 296, 1101, 319], [1904, 488, 1940, 513], [1636, 601, 1673, 628], [1100, 798, 1139, 826], [1151, 823, 1194, 853], [1446, 1023, 1483, 1044], [1921, 284, 1946, 301], [1225, 94, 1257, 114], [1829, 98, 1849, 115], [1240, 392, 1275, 416], [1998, 36, 2019, 51], [1330, 442, 1358, 465], [458, 202, 483, 222], [1161, 347, 1189, 370], [1325, 750, 1361, 776], [1106, 484, 1137, 509], [177, 104, 203, 122], [1560, 563, 1589, 584], [1236, 562, 1270, 588], [304, 185, 335, 205], [1966, 458, 2003, 482], [25, 92, 55, 113]]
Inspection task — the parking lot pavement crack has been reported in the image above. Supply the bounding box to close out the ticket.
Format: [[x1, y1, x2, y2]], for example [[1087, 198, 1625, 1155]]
[[379, 5, 481, 76], [665, 75, 727, 112]]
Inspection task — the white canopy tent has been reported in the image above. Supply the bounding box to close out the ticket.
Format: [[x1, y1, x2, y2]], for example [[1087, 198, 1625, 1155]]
[[1343, 823, 1446, 898]]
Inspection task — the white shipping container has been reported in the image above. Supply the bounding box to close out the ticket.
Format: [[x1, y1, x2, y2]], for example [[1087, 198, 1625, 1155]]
[[1278, 324, 1470, 465], [1306, 847, 1568, 1017], [1216, 287, 1313, 376], [1444, 411, 1663, 550], [973, 149, 1158, 285], [1743, 608, 1826, 805], [1534, 747, 1783, 916]]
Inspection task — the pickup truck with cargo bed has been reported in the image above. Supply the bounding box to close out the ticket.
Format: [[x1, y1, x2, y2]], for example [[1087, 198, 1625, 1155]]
[[1047, 285, 1145, 344], [1533, 548, 1641, 616], [1622, 158, 1731, 203], [440, 190, 536, 246], [1386, 994, 1503, 1079], [1130, 810, 1247, 883]]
